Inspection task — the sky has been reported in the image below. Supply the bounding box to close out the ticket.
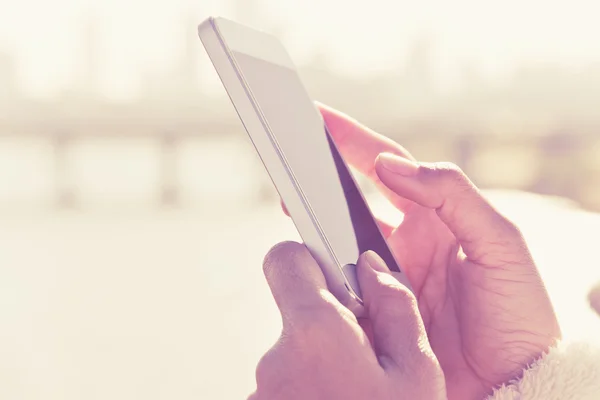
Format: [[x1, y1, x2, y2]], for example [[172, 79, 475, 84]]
[[1, 0, 599, 99]]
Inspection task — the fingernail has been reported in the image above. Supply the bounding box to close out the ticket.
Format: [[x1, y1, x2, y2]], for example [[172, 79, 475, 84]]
[[363, 251, 390, 273], [377, 153, 419, 176]]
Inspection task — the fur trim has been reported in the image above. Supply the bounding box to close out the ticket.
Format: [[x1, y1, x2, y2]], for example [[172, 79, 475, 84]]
[[487, 342, 600, 400]]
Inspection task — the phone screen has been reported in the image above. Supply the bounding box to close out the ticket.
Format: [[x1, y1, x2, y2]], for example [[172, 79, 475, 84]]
[[232, 48, 399, 273]]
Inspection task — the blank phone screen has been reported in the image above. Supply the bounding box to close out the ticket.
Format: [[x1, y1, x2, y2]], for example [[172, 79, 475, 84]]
[[232, 49, 399, 272]]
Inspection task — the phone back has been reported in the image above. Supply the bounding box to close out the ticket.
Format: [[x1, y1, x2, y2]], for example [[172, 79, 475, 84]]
[[198, 17, 403, 315]]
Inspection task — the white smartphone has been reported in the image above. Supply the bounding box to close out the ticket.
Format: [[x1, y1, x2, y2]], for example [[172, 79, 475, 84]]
[[198, 16, 407, 316]]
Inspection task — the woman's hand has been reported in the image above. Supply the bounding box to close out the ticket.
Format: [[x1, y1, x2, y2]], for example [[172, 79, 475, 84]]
[[281, 104, 561, 399], [248, 243, 446, 400]]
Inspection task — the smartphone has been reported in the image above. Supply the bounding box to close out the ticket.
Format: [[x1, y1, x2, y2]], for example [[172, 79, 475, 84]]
[[198, 16, 406, 316]]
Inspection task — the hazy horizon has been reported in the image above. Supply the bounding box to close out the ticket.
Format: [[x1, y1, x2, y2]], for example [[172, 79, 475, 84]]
[[2, 0, 600, 100]]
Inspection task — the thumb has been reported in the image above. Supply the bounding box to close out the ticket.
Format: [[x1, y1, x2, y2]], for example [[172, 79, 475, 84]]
[[357, 251, 438, 373], [262, 241, 344, 328], [375, 153, 527, 262]]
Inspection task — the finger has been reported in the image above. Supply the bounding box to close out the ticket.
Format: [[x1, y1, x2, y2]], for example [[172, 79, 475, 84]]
[[263, 241, 344, 327], [280, 199, 289, 217], [356, 251, 439, 374], [357, 318, 375, 348], [318, 103, 415, 212], [280, 198, 396, 238], [374, 153, 527, 262], [590, 281, 600, 316]]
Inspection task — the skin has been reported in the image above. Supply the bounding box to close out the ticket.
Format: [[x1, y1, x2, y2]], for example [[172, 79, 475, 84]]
[[590, 282, 600, 316], [252, 104, 561, 400], [249, 246, 447, 400]]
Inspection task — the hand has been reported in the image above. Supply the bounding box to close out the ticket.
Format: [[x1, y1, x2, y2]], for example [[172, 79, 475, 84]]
[[281, 105, 561, 399], [248, 242, 446, 400], [590, 282, 600, 316]]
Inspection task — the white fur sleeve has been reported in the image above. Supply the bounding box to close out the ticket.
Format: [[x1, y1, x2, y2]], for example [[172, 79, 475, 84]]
[[487, 342, 600, 400]]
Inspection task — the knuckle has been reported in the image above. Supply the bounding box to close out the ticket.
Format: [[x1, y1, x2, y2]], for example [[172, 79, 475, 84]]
[[501, 217, 524, 238], [378, 278, 416, 306], [433, 162, 467, 185], [254, 347, 281, 388], [417, 353, 443, 378], [486, 213, 529, 251], [287, 298, 353, 353], [371, 279, 418, 318], [254, 355, 271, 385], [293, 300, 345, 338], [420, 162, 475, 200]]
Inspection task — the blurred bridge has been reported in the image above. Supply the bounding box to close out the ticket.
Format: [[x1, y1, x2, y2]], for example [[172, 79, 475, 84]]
[[1, 115, 599, 211], [0, 115, 241, 208]]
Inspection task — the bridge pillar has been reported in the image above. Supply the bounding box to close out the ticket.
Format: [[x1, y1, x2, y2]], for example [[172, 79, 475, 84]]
[[53, 132, 77, 209], [159, 132, 179, 207]]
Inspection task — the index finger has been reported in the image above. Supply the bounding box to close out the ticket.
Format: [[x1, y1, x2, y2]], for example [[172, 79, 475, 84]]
[[318, 103, 416, 212]]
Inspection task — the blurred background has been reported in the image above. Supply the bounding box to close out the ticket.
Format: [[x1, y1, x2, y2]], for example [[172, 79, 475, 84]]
[[1, 0, 600, 399]]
